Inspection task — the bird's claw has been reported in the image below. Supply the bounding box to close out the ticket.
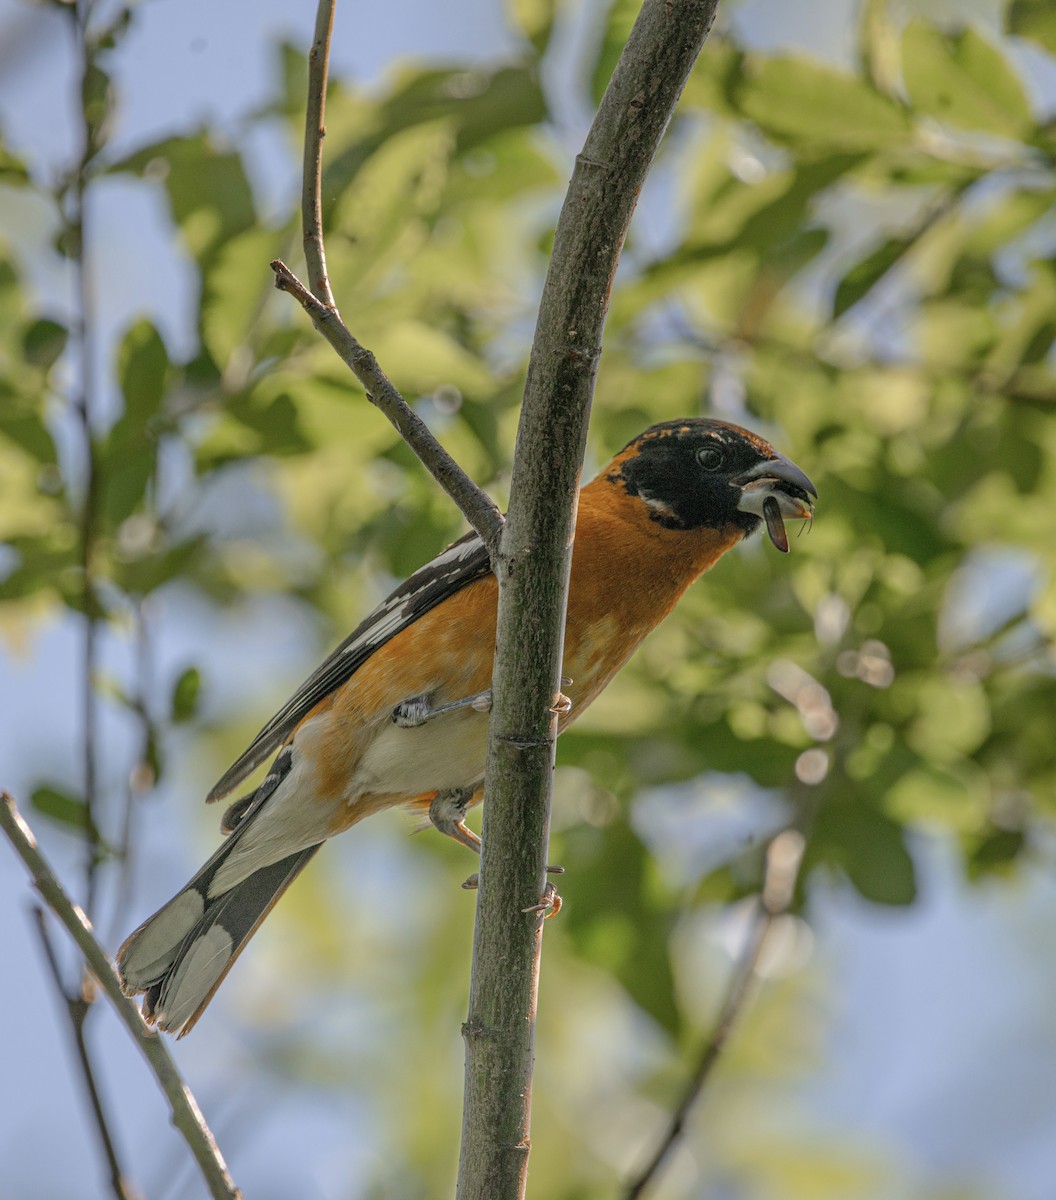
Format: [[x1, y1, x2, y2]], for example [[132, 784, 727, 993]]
[[522, 881, 562, 918], [461, 863, 564, 894]]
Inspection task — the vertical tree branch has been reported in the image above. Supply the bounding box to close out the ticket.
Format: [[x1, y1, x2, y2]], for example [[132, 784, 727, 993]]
[[0, 794, 242, 1200], [456, 4, 720, 1197]]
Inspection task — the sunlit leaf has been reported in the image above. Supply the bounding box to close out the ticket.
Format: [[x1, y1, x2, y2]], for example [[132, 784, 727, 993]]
[[112, 135, 256, 264], [0, 140, 29, 185], [901, 21, 1031, 138], [506, 0, 558, 53], [733, 54, 909, 150], [201, 227, 281, 369]]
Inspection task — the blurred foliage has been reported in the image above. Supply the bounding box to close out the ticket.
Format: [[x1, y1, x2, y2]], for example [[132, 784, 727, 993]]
[[2, 0, 1056, 1196]]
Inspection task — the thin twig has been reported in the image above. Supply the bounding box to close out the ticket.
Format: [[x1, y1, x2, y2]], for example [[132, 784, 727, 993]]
[[271, 260, 505, 556], [0, 794, 242, 1200], [107, 598, 155, 947], [623, 829, 806, 1200], [32, 910, 138, 1200], [271, 0, 505, 559], [303, 0, 336, 305]]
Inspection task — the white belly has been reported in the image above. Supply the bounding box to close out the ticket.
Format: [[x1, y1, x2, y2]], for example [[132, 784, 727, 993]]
[[351, 707, 489, 798]]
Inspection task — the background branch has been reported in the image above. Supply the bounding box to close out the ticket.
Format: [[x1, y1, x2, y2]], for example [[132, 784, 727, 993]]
[[70, 0, 103, 928], [32, 909, 137, 1200], [0, 793, 242, 1200], [624, 829, 807, 1200], [456, 3, 720, 1197]]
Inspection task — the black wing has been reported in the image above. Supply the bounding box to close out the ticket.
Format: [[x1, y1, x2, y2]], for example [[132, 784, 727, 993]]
[[206, 531, 492, 802]]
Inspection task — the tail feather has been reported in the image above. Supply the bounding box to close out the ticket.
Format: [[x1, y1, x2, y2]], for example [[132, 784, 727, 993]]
[[116, 745, 322, 1035], [140, 846, 320, 1036]]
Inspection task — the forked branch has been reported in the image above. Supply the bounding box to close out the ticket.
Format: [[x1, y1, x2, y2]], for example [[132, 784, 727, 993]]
[[270, 0, 504, 559], [270, 261, 504, 553]]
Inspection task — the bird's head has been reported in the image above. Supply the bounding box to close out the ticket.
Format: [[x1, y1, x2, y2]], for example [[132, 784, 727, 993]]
[[604, 418, 817, 552]]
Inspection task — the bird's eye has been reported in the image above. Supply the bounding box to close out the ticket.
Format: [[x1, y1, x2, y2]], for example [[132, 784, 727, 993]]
[[696, 445, 725, 472]]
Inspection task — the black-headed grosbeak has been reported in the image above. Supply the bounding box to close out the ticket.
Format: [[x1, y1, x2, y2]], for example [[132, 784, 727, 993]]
[[117, 418, 816, 1034]]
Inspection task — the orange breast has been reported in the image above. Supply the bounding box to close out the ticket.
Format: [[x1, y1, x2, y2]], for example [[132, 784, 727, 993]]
[[299, 473, 745, 823]]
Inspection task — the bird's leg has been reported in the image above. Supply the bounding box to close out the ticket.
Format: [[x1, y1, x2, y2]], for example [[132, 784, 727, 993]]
[[392, 690, 492, 728], [444, 773, 564, 915], [396, 677, 573, 728], [429, 786, 482, 853]]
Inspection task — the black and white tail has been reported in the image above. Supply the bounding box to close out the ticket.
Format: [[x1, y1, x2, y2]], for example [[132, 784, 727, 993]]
[[116, 751, 320, 1036]]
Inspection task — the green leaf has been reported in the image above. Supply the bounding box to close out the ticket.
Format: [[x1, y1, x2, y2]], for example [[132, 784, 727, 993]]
[[118, 318, 168, 422], [200, 227, 278, 368], [112, 135, 256, 265], [81, 63, 113, 157], [901, 22, 1031, 139], [99, 319, 169, 527], [113, 534, 207, 597], [91, 5, 133, 52], [562, 822, 681, 1034], [0, 533, 76, 602], [0, 140, 29, 185], [225, 389, 314, 457], [31, 785, 99, 840], [833, 235, 913, 318], [1007, 0, 1056, 54], [0, 382, 59, 463], [967, 827, 1026, 880], [737, 154, 863, 254], [171, 666, 201, 723], [813, 802, 917, 906], [734, 54, 909, 150], [23, 318, 69, 370], [325, 64, 547, 198]]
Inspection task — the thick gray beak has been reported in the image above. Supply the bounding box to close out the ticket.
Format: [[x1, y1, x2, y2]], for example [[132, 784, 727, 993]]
[[733, 452, 817, 501], [734, 452, 817, 552]]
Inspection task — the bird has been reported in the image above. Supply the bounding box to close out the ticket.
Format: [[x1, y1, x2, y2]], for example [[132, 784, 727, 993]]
[[116, 417, 816, 1035]]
